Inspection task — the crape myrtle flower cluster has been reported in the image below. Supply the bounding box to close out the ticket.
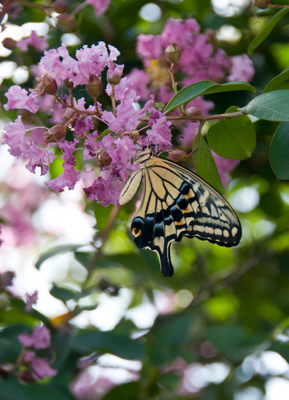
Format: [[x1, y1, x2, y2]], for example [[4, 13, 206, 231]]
[[2, 18, 255, 215]]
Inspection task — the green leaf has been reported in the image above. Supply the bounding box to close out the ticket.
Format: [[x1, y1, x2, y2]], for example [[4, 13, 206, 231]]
[[0, 377, 75, 400], [205, 324, 246, 353], [96, 128, 112, 141], [103, 382, 140, 400], [50, 284, 80, 303], [240, 90, 289, 121], [193, 134, 226, 194], [264, 66, 289, 93], [269, 122, 289, 179], [248, 8, 289, 55], [207, 113, 256, 160], [72, 330, 145, 360], [74, 251, 92, 269], [94, 203, 113, 232], [35, 244, 84, 269], [164, 81, 256, 113]]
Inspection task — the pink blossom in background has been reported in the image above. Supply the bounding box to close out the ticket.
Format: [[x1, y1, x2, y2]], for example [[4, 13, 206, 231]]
[[212, 151, 240, 187], [0, 225, 3, 247], [30, 356, 58, 380], [16, 30, 49, 52], [86, 0, 111, 16], [136, 34, 163, 64], [70, 371, 115, 400], [4, 86, 39, 113], [127, 68, 150, 100], [227, 54, 255, 82], [23, 350, 57, 380], [25, 291, 38, 312], [18, 325, 51, 350]]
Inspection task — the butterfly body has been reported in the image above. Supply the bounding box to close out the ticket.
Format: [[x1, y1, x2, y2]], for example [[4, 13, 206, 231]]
[[119, 148, 242, 278]]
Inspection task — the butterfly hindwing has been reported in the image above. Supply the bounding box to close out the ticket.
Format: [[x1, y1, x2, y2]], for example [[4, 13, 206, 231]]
[[121, 151, 242, 278]]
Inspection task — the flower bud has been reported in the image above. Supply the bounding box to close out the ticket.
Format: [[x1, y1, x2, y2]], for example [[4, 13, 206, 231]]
[[186, 106, 202, 117], [18, 370, 35, 384], [63, 78, 73, 89], [62, 107, 76, 122], [0, 293, 10, 310], [2, 37, 16, 50], [45, 125, 66, 143], [37, 74, 58, 95], [252, 0, 270, 8], [86, 75, 102, 98], [57, 13, 75, 30], [107, 64, 123, 85], [169, 150, 187, 164], [129, 131, 139, 144], [54, 0, 68, 13], [97, 151, 112, 167], [204, 28, 217, 46], [165, 42, 182, 64]]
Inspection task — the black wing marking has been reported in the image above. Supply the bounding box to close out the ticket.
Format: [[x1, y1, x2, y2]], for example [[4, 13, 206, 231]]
[[130, 156, 242, 278]]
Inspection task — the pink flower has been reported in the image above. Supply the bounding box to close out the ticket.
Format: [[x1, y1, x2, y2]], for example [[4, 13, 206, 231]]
[[18, 325, 51, 350], [102, 78, 139, 134], [227, 54, 255, 82], [127, 68, 150, 100], [31, 356, 58, 380], [25, 291, 38, 312], [101, 135, 136, 166], [86, 0, 111, 15], [2, 116, 28, 157], [46, 139, 81, 192], [136, 34, 163, 63], [0, 224, 3, 247], [4, 86, 39, 113], [84, 174, 122, 206], [212, 151, 240, 186], [25, 143, 56, 175], [46, 162, 81, 192], [161, 18, 200, 47], [32, 326, 51, 350], [23, 351, 57, 380], [19, 332, 35, 348], [16, 31, 48, 52], [39, 44, 76, 81]]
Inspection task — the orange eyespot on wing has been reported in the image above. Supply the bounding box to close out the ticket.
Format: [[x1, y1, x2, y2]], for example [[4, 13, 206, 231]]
[[132, 227, 142, 237]]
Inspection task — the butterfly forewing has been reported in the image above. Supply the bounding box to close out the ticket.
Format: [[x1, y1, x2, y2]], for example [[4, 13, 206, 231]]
[[123, 152, 242, 278]]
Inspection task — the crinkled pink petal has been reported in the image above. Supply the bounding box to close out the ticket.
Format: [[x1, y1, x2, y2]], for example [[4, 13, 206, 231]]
[[46, 162, 81, 192], [4, 86, 39, 113], [25, 143, 56, 175], [2, 116, 29, 157]]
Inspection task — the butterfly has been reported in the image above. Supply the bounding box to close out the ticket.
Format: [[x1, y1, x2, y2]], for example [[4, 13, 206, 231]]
[[119, 147, 242, 278]]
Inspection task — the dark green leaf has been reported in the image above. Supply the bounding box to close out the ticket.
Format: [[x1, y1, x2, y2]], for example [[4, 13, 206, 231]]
[[264, 66, 289, 93], [35, 244, 84, 269], [269, 122, 289, 179], [96, 128, 112, 141], [74, 251, 93, 269], [193, 134, 225, 194], [50, 284, 80, 303], [240, 90, 289, 121], [205, 324, 247, 353], [72, 330, 145, 360], [164, 81, 256, 113], [102, 382, 140, 400], [0, 377, 75, 400], [207, 114, 256, 160], [248, 8, 289, 55]]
